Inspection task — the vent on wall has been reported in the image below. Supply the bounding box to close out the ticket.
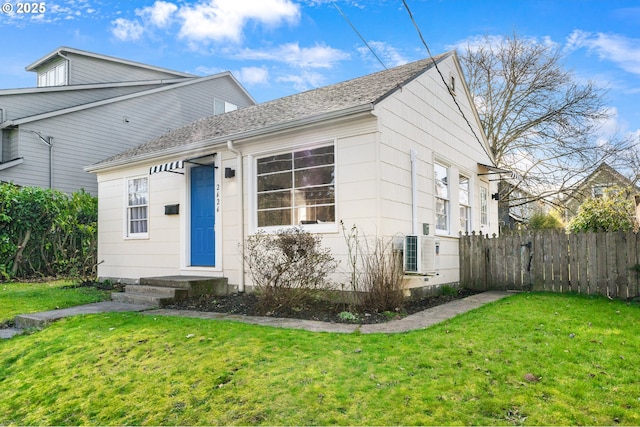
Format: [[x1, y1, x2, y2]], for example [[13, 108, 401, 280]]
[[404, 235, 436, 274]]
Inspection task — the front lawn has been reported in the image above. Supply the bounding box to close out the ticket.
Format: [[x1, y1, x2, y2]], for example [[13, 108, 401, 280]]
[[0, 292, 638, 425], [0, 280, 110, 324]]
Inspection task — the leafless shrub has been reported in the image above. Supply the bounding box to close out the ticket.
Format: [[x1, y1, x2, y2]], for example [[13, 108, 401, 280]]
[[341, 222, 405, 312], [243, 227, 338, 313]]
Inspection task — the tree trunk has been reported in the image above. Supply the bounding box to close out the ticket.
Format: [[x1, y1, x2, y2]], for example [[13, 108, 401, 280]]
[[11, 229, 31, 277]]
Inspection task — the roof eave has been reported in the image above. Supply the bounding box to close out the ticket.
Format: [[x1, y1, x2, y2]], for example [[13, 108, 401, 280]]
[[86, 103, 375, 173]]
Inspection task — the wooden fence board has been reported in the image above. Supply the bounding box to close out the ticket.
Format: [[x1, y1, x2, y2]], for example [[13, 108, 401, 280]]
[[459, 230, 640, 299]]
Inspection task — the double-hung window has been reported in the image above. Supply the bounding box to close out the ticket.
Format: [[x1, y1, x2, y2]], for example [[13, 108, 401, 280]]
[[459, 174, 471, 233], [480, 186, 489, 227], [126, 177, 149, 237], [256, 145, 335, 228], [434, 162, 449, 233]]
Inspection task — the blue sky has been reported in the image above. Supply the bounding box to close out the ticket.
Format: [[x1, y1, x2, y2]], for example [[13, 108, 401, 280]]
[[1, 0, 639, 144]]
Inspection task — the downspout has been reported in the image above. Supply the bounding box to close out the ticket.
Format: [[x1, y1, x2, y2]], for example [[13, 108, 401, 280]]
[[410, 149, 418, 235], [226, 140, 245, 293]]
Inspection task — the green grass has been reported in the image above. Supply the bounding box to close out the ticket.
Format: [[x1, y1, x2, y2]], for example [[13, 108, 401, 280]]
[[0, 292, 638, 425], [0, 280, 110, 324]]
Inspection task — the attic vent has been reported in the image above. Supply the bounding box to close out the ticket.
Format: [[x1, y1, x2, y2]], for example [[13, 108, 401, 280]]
[[403, 235, 436, 274]]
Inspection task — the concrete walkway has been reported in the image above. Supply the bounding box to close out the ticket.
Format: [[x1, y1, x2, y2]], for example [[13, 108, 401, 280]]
[[0, 291, 512, 339], [146, 291, 512, 334]]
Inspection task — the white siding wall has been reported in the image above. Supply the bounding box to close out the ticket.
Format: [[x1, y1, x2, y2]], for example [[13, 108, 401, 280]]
[[95, 56, 498, 289], [97, 163, 185, 281], [373, 56, 498, 286]]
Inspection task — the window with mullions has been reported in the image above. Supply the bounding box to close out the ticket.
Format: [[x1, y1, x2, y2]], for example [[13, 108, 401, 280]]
[[435, 162, 449, 233], [126, 177, 148, 236], [459, 174, 471, 233], [256, 145, 335, 228]]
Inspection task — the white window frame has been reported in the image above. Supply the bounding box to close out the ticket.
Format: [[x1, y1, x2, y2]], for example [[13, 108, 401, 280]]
[[125, 176, 149, 239], [38, 62, 67, 87], [213, 98, 238, 115], [459, 174, 471, 233], [434, 162, 450, 234], [252, 141, 337, 234], [480, 185, 489, 227]]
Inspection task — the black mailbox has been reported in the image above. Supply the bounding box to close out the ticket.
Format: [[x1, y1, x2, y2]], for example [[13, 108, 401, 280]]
[[164, 204, 179, 215]]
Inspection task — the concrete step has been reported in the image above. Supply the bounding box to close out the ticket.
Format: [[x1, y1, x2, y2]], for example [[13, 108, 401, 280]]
[[111, 292, 171, 307], [124, 284, 189, 300], [140, 276, 229, 296]]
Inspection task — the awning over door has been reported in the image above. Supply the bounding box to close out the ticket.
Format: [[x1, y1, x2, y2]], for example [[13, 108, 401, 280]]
[[149, 160, 184, 175]]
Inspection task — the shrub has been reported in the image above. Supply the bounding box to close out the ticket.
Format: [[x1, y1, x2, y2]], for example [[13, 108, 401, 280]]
[[342, 222, 405, 312], [527, 212, 564, 230], [0, 183, 97, 280], [243, 227, 338, 313], [568, 186, 637, 232]]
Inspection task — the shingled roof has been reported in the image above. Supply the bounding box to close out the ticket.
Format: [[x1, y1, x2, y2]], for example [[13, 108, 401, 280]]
[[90, 52, 451, 169]]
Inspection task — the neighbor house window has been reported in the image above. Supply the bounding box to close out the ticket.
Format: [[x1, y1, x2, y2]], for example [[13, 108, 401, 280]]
[[459, 174, 471, 233], [213, 98, 238, 115], [435, 162, 449, 233], [126, 177, 149, 236], [256, 145, 335, 228], [480, 186, 489, 226], [38, 62, 67, 87], [592, 184, 609, 198]]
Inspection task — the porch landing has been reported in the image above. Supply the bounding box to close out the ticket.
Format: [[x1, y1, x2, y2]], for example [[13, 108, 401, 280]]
[[111, 276, 228, 307]]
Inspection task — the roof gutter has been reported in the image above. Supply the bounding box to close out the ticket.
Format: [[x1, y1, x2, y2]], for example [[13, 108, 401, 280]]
[[85, 103, 375, 173], [226, 140, 245, 293]]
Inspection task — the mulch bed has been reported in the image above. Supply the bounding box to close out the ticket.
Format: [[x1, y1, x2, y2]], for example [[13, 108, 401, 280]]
[[165, 288, 480, 324]]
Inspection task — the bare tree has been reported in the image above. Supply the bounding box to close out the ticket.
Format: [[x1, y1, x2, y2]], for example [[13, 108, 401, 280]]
[[459, 33, 635, 212]]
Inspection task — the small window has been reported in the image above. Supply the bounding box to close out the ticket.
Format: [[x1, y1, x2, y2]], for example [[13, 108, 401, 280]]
[[256, 145, 335, 228], [450, 75, 455, 93], [459, 174, 471, 233], [435, 162, 449, 233], [592, 185, 608, 198], [214, 98, 238, 115], [480, 186, 489, 226], [37, 62, 67, 87], [126, 177, 149, 237]]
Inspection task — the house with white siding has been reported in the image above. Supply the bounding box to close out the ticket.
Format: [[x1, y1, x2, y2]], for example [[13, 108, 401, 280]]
[[0, 46, 255, 194], [86, 51, 500, 298]]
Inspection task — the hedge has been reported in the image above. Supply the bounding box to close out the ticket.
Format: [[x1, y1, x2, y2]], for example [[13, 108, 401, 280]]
[[0, 183, 97, 280]]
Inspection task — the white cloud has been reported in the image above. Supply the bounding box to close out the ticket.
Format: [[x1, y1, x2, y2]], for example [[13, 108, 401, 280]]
[[357, 41, 408, 68], [277, 71, 326, 91], [450, 34, 559, 55], [236, 42, 350, 68], [111, 18, 144, 41], [566, 30, 640, 76], [177, 0, 300, 43], [136, 1, 178, 28], [236, 66, 270, 85]]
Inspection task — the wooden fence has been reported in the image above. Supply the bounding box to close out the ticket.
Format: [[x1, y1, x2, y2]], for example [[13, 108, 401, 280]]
[[459, 229, 640, 298]]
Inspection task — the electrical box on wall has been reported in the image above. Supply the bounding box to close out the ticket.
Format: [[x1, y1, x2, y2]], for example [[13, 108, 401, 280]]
[[422, 223, 430, 235], [164, 204, 179, 215]]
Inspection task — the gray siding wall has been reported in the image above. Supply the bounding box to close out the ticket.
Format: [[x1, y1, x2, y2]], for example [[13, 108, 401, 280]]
[[0, 85, 166, 121], [67, 53, 186, 84], [0, 75, 254, 194]]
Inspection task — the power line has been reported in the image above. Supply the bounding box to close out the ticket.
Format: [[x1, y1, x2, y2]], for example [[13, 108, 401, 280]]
[[332, 1, 387, 70], [401, 0, 494, 163]]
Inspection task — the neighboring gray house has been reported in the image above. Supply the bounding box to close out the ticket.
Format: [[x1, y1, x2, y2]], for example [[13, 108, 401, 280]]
[[0, 46, 255, 194]]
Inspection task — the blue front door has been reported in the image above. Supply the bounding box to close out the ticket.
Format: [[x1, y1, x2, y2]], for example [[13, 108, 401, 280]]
[[191, 165, 215, 266]]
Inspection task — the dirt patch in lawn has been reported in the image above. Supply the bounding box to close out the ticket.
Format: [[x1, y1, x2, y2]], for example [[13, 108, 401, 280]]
[[165, 288, 480, 324]]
